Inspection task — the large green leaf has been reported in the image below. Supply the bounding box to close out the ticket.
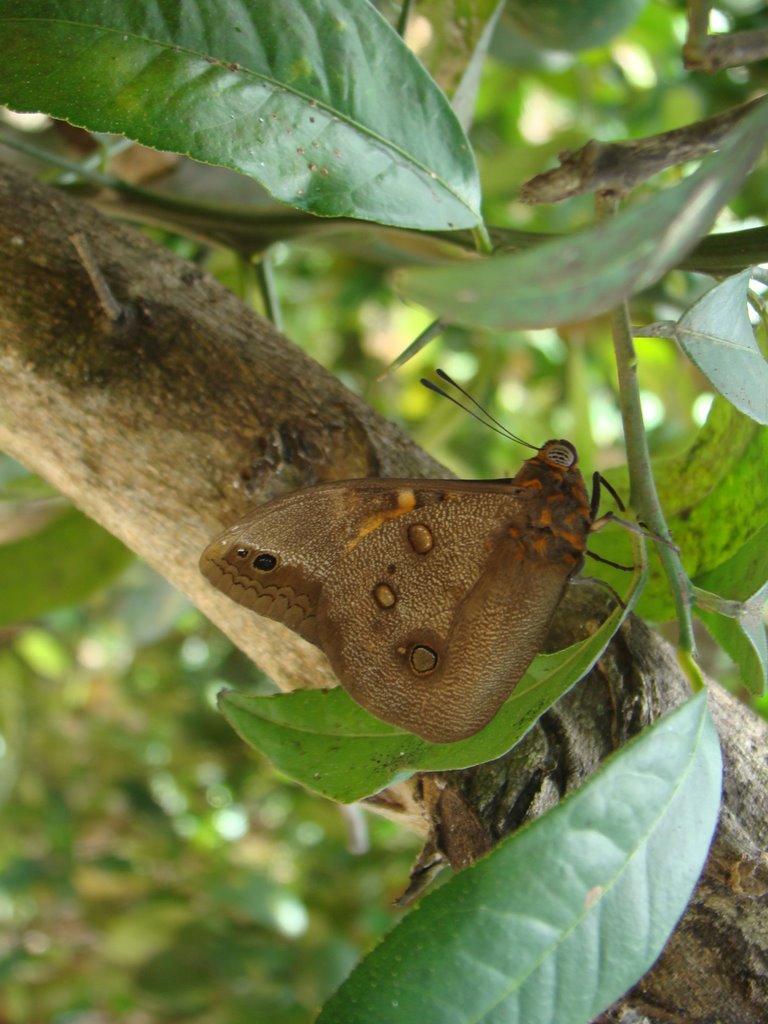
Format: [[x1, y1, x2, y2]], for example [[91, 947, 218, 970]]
[[590, 396, 768, 691], [591, 400, 768, 621], [0, 0, 480, 230], [318, 692, 722, 1024], [395, 99, 768, 330], [0, 507, 133, 625], [219, 536, 644, 802]]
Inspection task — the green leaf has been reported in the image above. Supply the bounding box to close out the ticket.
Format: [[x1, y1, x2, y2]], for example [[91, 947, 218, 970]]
[[692, 518, 768, 605], [317, 692, 722, 1024], [673, 269, 768, 424], [0, 507, 133, 625], [415, 0, 506, 129], [693, 542, 768, 695], [0, 0, 480, 230], [696, 588, 767, 696], [219, 535, 645, 802], [504, 0, 647, 52], [591, 400, 768, 621], [656, 402, 768, 585], [395, 99, 768, 330]]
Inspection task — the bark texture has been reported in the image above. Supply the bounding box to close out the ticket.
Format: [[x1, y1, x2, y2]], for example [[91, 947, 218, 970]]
[[0, 163, 766, 1022]]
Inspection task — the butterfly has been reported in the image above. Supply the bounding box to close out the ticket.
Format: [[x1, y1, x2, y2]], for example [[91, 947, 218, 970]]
[[200, 372, 626, 743]]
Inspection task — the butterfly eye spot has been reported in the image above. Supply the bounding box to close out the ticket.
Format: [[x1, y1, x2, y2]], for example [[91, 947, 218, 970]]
[[407, 522, 434, 554], [252, 552, 279, 572], [373, 582, 397, 609], [410, 644, 438, 675]]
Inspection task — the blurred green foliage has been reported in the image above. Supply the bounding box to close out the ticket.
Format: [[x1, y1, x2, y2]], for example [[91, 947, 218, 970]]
[[0, 558, 420, 1022], [1, 0, 767, 1020]]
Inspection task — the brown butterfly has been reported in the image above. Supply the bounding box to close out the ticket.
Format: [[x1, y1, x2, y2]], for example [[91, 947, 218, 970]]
[[200, 373, 621, 743]]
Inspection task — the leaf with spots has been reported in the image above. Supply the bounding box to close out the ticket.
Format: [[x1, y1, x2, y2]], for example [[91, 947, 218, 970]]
[[0, 0, 480, 230]]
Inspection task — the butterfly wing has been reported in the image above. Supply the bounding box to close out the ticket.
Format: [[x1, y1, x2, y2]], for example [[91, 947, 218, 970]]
[[201, 478, 577, 743], [200, 482, 365, 645], [314, 484, 575, 742], [199, 479, 509, 646]]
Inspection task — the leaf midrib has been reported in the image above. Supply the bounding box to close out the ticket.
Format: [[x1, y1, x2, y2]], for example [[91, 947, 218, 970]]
[[2, 12, 467, 198]]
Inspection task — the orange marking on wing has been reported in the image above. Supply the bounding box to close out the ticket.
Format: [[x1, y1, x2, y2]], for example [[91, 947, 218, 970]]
[[522, 478, 544, 491], [538, 508, 553, 527], [346, 489, 417, 551]]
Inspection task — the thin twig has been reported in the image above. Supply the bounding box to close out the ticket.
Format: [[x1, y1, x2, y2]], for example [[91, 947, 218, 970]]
[[683, 0, 712, 68], [69, 231, 124, 322], [632, 321, 678, 339], [255, 253, 283, 331]]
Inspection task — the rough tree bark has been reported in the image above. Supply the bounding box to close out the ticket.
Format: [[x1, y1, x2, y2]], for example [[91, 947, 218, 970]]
[[0, 163, 765, 1022]]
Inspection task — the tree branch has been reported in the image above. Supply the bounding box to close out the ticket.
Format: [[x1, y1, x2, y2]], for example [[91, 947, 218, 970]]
[[683, 0, 768, 74], [0, 161, 441, 688], [520, 98, 764, 205]]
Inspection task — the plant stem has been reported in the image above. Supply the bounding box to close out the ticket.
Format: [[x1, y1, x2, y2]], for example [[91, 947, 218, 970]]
[[396, 0, 414, 38], [596, 195, 697, 658], [473, 222, 493, 254], [611, 296, 697, 655]]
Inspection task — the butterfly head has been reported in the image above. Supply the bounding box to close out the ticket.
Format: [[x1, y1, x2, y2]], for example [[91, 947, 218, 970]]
[[538, 439, 578, 469]]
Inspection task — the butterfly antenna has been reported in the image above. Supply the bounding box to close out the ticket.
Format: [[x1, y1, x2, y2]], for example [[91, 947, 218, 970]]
[[421, 370, 537, 450]]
